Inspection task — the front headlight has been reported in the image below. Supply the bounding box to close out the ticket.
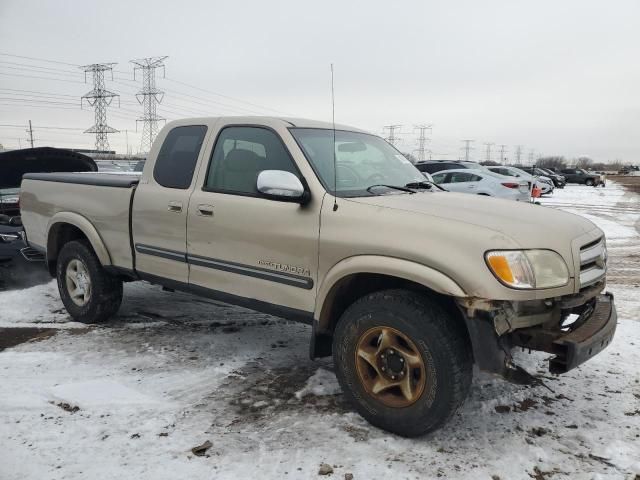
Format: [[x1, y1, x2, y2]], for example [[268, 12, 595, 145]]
[[485, 249, 569, 289]]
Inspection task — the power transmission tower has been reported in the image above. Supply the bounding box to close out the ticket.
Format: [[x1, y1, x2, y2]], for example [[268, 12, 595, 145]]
[[413, 124, 432, 161], [514, 145, 524, 164], [484, 142, 494, 163], [383, 125, 402, 146], [131, 56, 168, 153], [498, 144, 508, 164], [26, 120, 35, 148], [80, 63, 119, 152], [461, 139, 474, 161]]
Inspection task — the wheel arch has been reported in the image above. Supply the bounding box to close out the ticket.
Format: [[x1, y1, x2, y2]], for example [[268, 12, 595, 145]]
[[311, 256, 468, 357], [46, 212, 111, 275]]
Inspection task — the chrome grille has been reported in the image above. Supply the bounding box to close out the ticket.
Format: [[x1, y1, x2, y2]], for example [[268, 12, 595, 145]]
[[579, 237, 606, 288]]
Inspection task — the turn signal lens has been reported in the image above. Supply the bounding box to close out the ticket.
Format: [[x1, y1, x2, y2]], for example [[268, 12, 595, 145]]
[[485, 250, 569, 289]]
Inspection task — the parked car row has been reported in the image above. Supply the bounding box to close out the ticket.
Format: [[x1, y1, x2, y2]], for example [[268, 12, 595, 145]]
[[415, 160, 550, 201], [414, 159, 610, 201]]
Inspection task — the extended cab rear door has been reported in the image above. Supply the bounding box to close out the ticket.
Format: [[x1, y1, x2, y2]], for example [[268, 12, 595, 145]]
[[131, 124, 210, 284], [186, 123, 320, 316]]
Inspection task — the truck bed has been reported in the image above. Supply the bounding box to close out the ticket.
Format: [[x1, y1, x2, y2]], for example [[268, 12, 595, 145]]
[[20, 172, 140, 270]]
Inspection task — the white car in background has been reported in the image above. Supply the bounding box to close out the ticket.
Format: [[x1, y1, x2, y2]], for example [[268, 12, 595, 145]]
[[487, 166, 554, 195], [432, 169, 531, 201]]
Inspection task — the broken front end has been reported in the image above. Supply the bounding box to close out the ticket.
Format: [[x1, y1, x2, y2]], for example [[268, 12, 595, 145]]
[[457, 281, 617, 383]]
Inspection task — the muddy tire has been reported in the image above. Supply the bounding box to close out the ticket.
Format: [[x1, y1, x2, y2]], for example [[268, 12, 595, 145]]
[[56, 240, 123, 323], [585, 178, 595, 186], [332, 289, 472, 437]]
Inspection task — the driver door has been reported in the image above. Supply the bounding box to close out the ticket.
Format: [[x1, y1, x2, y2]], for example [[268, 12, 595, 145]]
[[186, 125, 320, 314]]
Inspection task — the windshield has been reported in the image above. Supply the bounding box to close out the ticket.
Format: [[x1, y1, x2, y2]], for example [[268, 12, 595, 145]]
[[290, 128, 426, 197]]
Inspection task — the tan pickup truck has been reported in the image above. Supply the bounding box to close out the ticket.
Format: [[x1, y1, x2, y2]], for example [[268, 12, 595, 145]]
[[20, 117, 616, 436]]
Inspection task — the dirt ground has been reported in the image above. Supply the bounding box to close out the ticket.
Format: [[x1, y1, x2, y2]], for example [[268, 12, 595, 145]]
[[609, 174, 640, 194]]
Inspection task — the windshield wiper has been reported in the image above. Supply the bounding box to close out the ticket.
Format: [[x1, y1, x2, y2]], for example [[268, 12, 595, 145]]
[[366, 184, 416, 194], [405, 180, 446, 191]]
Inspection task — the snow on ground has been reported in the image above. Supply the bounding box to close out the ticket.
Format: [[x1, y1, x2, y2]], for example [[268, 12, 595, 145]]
[[0, 182, 638, 480]]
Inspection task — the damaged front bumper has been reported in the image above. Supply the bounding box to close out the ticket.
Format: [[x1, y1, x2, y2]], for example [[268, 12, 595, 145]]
[[457, 289, 617, 382]]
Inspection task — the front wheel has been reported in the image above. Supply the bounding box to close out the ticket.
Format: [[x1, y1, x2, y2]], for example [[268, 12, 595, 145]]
[[585, 178, 595, 186], [332, 290, 472, 437], [56, 240, 123, 323]]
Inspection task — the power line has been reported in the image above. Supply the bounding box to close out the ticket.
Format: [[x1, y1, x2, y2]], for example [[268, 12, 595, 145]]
[[0, 60, 82, 76], [0, 52, 79, 67], [164, 76, 290, 115], [0, 71, 86, 84], [80, 63, 120, 152], [26, 120, 34, 148], [0, 53, 289, 118]]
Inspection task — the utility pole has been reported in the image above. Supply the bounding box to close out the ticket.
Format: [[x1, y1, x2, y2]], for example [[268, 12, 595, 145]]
[[383, 125, 402, 147], [124, 129, 130, 156], [413, 124, 432, 162], [461, 139, 474, 161], [26, 120, 35, 148], [498, 144, 508, 164], [80, 63, 119, 153], [514, 145, 524, 165], [484, 142, 494, 163], [528, 149, 535, 165], [131, 56, 168, 153]]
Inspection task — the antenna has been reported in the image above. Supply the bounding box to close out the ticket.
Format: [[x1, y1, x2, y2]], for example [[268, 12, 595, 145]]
[[331, 63, 338, 212]]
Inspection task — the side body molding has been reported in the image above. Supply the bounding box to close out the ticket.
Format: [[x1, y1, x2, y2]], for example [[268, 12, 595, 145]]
[[47, 212, 112, 266], [315, 255, 467, 320]]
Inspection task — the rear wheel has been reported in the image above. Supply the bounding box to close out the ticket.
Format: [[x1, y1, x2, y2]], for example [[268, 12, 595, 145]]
[[56, 240, 123, 323], [332, 289, 472, 437]]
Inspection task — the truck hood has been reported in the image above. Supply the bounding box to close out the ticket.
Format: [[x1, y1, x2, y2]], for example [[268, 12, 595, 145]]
[[349, 191, 599, 248]]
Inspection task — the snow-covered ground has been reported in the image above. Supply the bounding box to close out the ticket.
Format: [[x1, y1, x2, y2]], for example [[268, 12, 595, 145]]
[[1, 182, 638, 480]]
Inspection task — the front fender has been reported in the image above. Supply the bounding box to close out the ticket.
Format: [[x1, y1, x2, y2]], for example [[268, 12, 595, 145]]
[[314, 255, 467, 320], [47, 212, 112, 266]]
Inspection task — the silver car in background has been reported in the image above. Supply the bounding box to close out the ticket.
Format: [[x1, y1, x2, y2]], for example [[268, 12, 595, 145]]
[[432, 168, 531, 201], [487, 165, 554, 195]]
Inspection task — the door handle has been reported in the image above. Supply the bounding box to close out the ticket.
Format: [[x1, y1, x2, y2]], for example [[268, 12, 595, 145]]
[[167, 201, 183, 213], [197, 204, 214, 216]]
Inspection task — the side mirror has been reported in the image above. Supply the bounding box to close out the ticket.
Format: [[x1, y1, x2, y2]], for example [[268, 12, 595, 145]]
[[257, 170, 307, 203]]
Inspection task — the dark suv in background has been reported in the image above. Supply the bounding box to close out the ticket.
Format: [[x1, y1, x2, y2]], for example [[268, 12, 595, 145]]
[[560, 168, 604, 186]]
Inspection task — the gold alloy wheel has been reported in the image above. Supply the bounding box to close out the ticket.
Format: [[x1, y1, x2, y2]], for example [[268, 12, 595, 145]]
[[355, 326, 427, 408]]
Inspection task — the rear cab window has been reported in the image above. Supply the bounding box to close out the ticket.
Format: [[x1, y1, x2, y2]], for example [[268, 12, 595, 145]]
[[153, 125, 208, 189]]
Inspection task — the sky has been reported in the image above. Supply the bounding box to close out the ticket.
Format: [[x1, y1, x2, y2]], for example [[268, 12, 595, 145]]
[[0, 0, 638, 163]]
